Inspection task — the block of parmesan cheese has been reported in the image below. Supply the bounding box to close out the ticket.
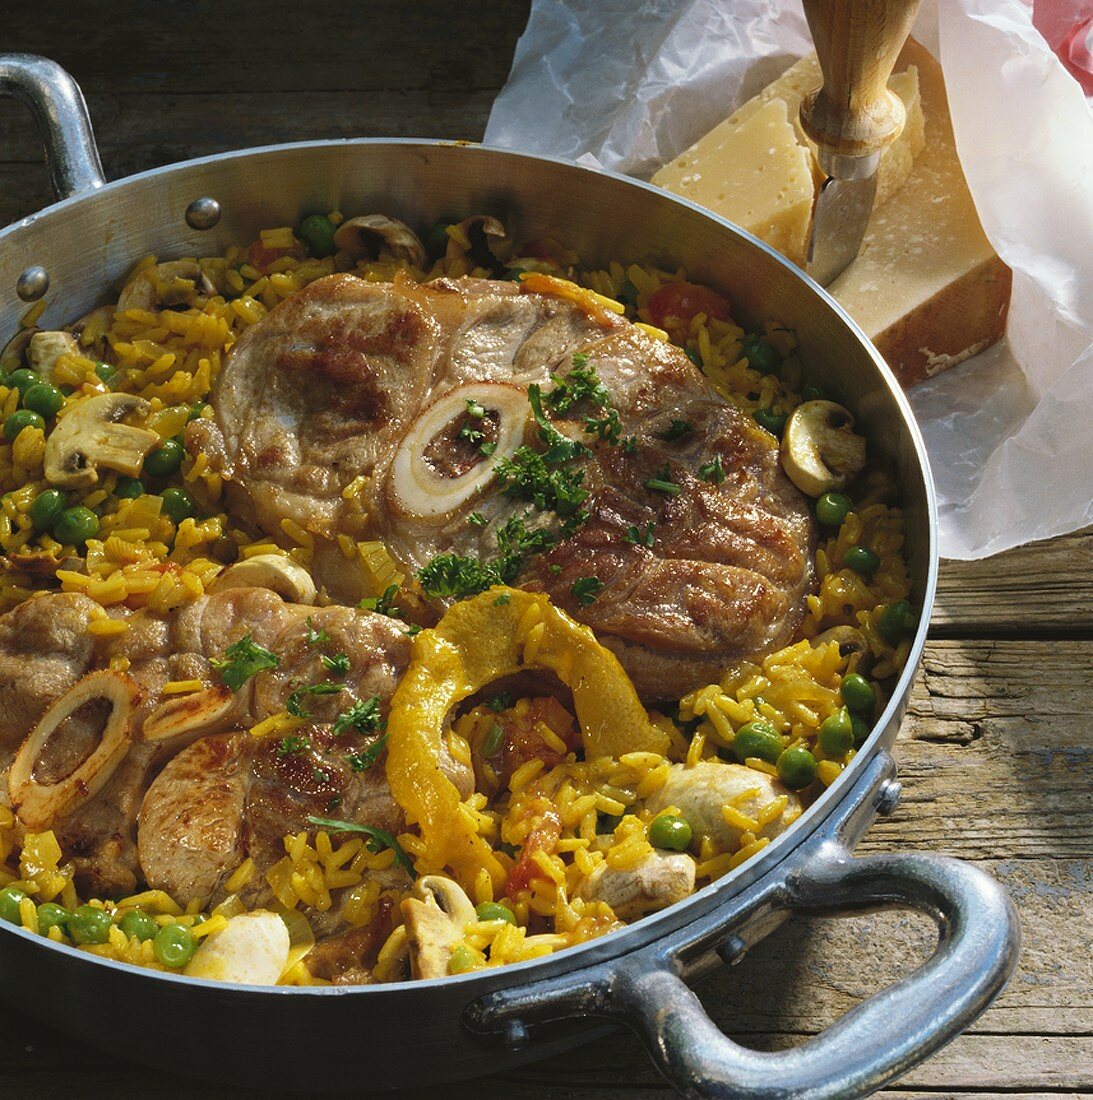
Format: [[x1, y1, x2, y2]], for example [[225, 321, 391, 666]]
[[828, 41, 1011, 385]]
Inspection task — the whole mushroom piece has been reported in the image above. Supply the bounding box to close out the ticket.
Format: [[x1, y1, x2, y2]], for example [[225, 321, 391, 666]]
[[401, 875, 476, 979], [780, 400, 867, 497], [333, 216, 428, 269]]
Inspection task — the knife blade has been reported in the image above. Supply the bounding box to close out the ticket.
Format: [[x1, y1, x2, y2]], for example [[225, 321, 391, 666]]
[[799, 0, 921, 286]]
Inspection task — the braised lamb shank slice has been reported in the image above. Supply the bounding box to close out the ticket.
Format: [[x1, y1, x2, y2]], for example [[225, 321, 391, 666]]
[[191, 273, 814, 698]]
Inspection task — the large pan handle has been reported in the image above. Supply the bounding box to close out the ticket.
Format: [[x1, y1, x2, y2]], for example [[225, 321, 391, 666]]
[[610, 847, 1020, 1099], [0, 54, 105, 200]]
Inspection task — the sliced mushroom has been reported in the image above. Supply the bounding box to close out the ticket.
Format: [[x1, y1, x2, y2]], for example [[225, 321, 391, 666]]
[[387, 382, 529, 521], [141, 685, 237, 745], [184, 911, 291, 985], [10, 670, 140, 829], [1, 328, 37, 373], [44, 393, 159, 489], [780, 400, 867, 497], [69, 305, 116, 354], [647, 762, 802, 852], [813, 625, 872, 670], [445, 215, 507, 271], [401, 875, 476, 980], [2, 550, 84, 579], [578, 851, 695, 920], [116, 260, 217, 313], [333, 216, 428, 268], [28, 331, 81, 380], [206, 554, 317, 604]]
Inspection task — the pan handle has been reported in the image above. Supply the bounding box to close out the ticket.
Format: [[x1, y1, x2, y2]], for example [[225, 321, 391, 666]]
[[610, 847, 1020, 1099], [0, 53, 105, 200]]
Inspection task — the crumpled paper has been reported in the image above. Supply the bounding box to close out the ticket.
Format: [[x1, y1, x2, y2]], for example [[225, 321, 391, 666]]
[[484, 0, 1093, 559]]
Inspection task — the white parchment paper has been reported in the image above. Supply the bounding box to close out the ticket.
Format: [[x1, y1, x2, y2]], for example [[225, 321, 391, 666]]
[[484, 0, 1093, 559]]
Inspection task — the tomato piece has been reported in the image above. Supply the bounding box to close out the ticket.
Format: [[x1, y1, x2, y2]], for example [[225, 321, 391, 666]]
[[645, 281, 732, 330], [505, 799, 563, 899], [246, 239, 304, 274]]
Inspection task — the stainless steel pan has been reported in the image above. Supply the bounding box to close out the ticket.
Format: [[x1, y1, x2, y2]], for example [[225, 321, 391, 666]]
[[0, 54, 1019, 1099]]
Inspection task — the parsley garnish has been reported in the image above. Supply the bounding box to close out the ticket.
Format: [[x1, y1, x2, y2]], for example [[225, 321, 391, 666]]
[[494, 593, 511, 606], [698, 455, 726, 485], [584, 407, 621, 445], [458, 398, 488, 446], [495, 447, 589, 517], [210, 634, 279, 691], [404, 624, 422, 636], [306, 816, 415, 879], [684, 347, 702, 367], [488, 692, 515, 712], [277, 734, 311, 757], [646, 464, 681, 496], [572, 576, 604, 606], [358, 583, 401, 618], [333, 695, 384, 737], [417, 554, 501, 600], [621, 436, 638, 453], [467, 511, 487, 528], [304, 617, 330, 648], [624, 521, 656, 548], [321, 652, 351, 676], [546, 357, 611, 414], [286, 681, 344, 718], [659, 419, 693, 442], [345, 731, 388, 772], [527, 384, 588, 464], [479, 441, 497, 456]]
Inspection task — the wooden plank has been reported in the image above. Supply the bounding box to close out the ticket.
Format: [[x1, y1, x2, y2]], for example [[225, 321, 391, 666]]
[[933, 527, 1093, 637]]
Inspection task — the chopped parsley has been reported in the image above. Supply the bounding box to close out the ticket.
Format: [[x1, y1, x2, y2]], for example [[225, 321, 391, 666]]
[[345, 731, 388, 772], [624, 521, 656, 548], [493, 592, 511, 606], [417, 553, 501, 600], [333, 695, 384, 737], [306, 816, 415, 879], [210, 634, 279, 691], [458, 398, 488, 446], [659, 419, 693, 442], [321, 652, 351, 677], [467, 511, 487, 528], [684, 347, 702, 367], [646, 463, 681, 497], [488, 692, 515, 712], [546, 356, 612, 414], [304, 617, 330, 648], [495, 446, 589, 518], [404, 624, 422, 637], [358, 583, 401, 618], [277, 734, 311, 757], [572, 576, 604, 606], [286, 681, 344, 718], [621, 435, 638, 453], [698, 455, 726, 485], [527, 384, 589, 464], [479, 441, 497, 456], [584, 407, 621, 445]]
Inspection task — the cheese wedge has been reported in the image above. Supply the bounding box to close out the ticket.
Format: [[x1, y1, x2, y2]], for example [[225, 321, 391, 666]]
[[828, 41, 1011, 385], [652, 56, 924, 267]]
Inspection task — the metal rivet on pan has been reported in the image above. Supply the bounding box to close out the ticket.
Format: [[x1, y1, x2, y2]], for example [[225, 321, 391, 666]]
[[16, 265, 50, 302], [716, 934, 748, 966], [502, 1018, 529, 1050], [877, 779, 902, 817], [185, 197, 222, 231]]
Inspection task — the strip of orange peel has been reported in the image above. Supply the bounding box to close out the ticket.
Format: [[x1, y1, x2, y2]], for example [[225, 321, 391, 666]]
[[385, 587, 669, 887]]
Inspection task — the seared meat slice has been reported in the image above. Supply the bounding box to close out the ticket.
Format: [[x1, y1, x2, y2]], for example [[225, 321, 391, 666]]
[[197, 273, 814, 697]]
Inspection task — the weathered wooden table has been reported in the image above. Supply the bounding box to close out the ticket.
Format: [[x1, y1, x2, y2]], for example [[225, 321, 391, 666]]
[[0, 4, 1089, 1097]]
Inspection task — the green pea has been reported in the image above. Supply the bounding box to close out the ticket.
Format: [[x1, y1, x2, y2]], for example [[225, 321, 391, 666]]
[[22, 382, 64, 418], [741, 336, 779, 374], [52, 506, 99, 546], [815, 492, 852, 527], [143, 438, 184, 478], [732, 720, 784, 764], [68, 904, 113, 945], [36, 902, 72, 937], [94, 361, 116, 384], [801, 382, 826, 403], [851, 712, 871, 748], [879, 600, 916, 643], [448, 944, 478, 974], [118, 908, 158, 942], [298, 213, 338, 259], [426, 219, 455, 259], [153, 922, 196, 968], [843, 545, 880, 575], [754, 408, 787, 436], [3, 409, 45, 442], [840, 673, 875, 714], [160, 487, 196, 524], [114, 476, 144, 499], [474, 902, 517, 926], [648, 813, 693, 852], [187, 401, 207, 422], [29, 489, 66, 530], [777, 746, 818, 790], [0, 885, 28, 924], [7, 368, 39, 397], [480, 721, 504, 758], [212, 535, 239, 564], [817, 707, 854, 759]]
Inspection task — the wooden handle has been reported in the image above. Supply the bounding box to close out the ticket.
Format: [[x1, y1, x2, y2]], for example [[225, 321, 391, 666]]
[[799, 0, 921, 162]]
